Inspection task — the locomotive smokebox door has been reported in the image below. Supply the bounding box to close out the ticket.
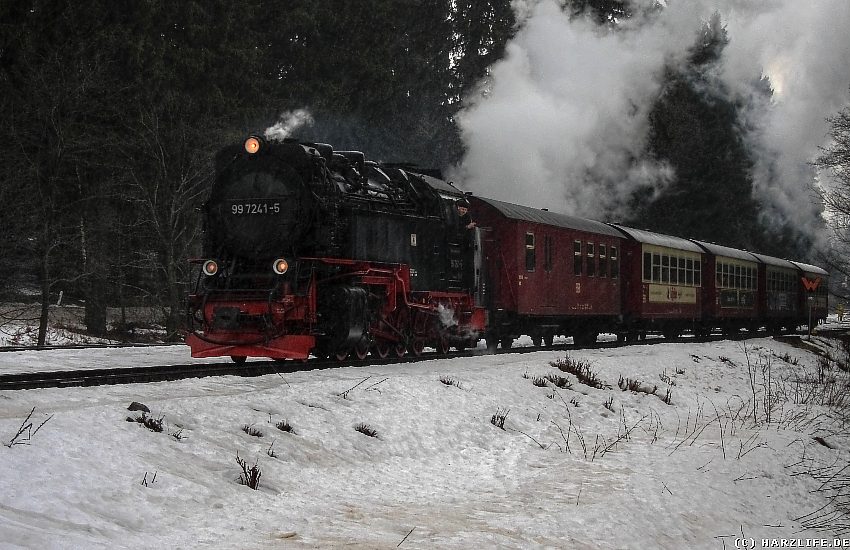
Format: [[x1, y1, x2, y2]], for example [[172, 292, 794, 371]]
[[208, 162, 316, 259]]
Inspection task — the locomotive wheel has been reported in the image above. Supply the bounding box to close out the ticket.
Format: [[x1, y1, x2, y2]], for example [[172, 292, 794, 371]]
[[372, 341, 390, 359], [544, 334, 554, 347], [394, 342, 407, 358], [500, 338, 513, 349], [354, 341, 369, 360], [231, 355, 247, 365], [409, 339, 425, 356], [436, 336, 450, 355], [334, 349, 350, 362]]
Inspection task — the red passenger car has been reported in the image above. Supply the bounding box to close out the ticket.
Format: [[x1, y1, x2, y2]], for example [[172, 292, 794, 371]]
[[470, 197, 623, 348], [611, 225, 704, 339], [693, 241, 760, 333], [791, 261, 829, 331], [750, 252, 800, 332]]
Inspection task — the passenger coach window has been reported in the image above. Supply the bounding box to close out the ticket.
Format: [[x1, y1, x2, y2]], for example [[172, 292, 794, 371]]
[[574, 241, 582, 276], [669, 256, 678, 284], [610, 246, 619, 278], [587, 243, 596, 277], [525, 233, 536, 272], [598, 244, 607, 277], [544, 236, 553, 272], [643, 249, 701, 286], [716, 262, 756, 289]]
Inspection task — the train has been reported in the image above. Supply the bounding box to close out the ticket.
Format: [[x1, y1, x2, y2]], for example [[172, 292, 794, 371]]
[[185, 135, 829, 363]]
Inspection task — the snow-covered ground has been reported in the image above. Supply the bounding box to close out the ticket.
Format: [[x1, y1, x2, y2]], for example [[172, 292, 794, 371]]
[[1, 334, 849, 549], [0, 303, 166, 348]]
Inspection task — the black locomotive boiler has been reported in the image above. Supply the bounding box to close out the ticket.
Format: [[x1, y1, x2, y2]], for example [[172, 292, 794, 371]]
[[187, 136, 486, 362]]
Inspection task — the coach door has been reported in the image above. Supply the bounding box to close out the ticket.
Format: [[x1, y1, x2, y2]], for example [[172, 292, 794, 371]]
[[474, 227, 490, 307]]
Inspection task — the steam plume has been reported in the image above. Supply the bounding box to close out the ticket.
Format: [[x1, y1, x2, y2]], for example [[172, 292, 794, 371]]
[[265, 109, 314, 142], [454, 0, 850, 242]]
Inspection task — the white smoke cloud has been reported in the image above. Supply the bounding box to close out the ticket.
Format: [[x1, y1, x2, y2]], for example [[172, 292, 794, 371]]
[[454, 0, 850, 241], [452, 0, 703, 220], [264, 109, 314, 142], [719, 0, 850, 238]]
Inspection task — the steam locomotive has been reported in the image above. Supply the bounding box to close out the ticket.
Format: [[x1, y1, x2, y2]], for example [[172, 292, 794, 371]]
[[186, 136, 485, 362], [186, 135, 828, 363]]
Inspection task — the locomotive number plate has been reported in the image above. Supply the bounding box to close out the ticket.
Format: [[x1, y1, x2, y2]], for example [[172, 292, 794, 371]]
[[230, 201, 281, 215]]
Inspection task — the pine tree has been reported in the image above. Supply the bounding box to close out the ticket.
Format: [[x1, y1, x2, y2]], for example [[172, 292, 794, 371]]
[[627, 14, 787, 254]]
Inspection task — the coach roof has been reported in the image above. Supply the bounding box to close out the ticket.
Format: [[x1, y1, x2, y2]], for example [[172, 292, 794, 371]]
[[474, 196, 623, 237], [790, 261, 828, 276], [748, 252, 797, 270], [691, 240, 758, 263], [608, 224, 704, 253]]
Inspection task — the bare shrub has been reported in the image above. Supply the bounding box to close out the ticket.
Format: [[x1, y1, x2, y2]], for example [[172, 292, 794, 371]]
[[267, 440, 278, 458], [491, 407, 510, 430], [275, 420, 295, 434], [550, 355, 609, 389], [127, 412, 164, 433], [439, 375, 463, 389], [6, 407, 53, 447], [659, 369, 677, 386], [545, 373, 572, 389], [141, 471, 157, 487], [531, 376, 549, 388], [354, 423, 378, 438], [777, 351, 799, 365], [618, 375, 657, 395], [242, 425, 263, 438], [236, 453, 261, 490]]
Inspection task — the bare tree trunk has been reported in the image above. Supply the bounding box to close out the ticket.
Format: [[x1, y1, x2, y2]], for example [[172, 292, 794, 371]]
[[37, 250, 50, 347], [164, 258, 184, 341]]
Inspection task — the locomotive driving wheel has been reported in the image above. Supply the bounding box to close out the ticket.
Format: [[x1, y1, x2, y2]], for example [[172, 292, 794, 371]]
[[372, 341, 390, 359], [354, 340, 370, 360], [394, 342, 407, 357], [409, 339, 425, 356], [436, 335, 450, 355]]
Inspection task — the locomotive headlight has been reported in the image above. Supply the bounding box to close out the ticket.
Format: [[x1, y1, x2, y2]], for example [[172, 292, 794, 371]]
[[202, 260, 219, 276], [244, 136, 262, 154], [272, 258, 289, 275]]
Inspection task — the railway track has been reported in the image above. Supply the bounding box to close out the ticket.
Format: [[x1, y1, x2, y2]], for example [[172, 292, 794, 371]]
[[2, 328, 840, 391], [0, 341, 173, 353]]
